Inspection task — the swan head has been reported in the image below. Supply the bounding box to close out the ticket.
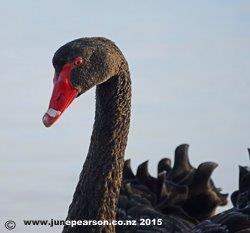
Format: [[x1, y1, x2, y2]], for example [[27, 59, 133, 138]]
[[43, 37, 124, 127]]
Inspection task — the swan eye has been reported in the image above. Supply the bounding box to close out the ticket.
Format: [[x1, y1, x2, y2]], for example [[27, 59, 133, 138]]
[[74, 57, 84, 66]]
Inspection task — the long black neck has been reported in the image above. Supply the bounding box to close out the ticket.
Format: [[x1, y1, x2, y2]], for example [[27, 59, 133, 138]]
[[63, 65, 131, 233]]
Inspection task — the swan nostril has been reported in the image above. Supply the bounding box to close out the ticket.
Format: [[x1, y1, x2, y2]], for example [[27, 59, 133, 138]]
[[56, 94, 65, 102]]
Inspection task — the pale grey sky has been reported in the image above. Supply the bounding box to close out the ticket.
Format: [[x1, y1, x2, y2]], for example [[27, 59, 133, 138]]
[[0, 1, 250, 232]]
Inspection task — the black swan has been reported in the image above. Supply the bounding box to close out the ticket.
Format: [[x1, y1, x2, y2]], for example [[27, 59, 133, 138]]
[[43, 37, 250, 233]]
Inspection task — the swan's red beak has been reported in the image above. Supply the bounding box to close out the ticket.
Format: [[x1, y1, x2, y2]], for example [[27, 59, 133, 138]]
[[43, 64, 79, 127]]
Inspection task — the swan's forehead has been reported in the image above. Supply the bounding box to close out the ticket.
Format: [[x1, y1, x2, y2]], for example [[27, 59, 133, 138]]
[[52, 43, 93, 68], [52, 37, 114, 67]]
